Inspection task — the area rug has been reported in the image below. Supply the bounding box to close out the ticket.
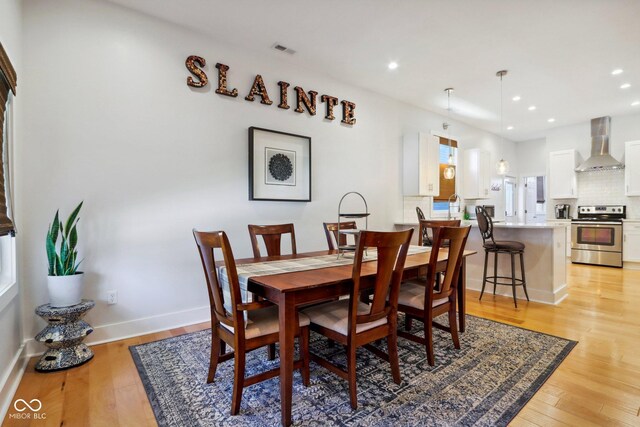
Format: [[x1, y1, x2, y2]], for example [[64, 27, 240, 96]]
[[130, 315, 576, 426]]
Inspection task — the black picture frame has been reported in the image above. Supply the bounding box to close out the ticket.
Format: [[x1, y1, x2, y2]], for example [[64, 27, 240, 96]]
[[249, 127, 312, 202]]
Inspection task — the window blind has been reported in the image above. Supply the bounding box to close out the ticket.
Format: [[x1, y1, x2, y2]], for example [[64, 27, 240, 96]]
[[0, 43, 16, 236]]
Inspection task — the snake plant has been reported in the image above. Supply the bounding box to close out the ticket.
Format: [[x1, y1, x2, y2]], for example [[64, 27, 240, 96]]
[[46, 201, 83, 276]]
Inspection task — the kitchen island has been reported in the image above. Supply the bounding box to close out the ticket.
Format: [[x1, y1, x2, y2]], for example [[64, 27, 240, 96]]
[[395, 221, 570, 305]]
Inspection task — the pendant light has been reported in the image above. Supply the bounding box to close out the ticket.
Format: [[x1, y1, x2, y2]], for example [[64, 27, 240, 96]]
[[443, 87, 456, 180], [496, 70, 510, 175]]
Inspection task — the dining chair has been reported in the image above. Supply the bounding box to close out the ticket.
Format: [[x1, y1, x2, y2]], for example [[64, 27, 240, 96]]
[[248, 223, 297, 258], [248, 223, 298, 359], [322, 221, 357, 250], [405, 219, 462, 332], [417, 219, 461, 246], [397, 225, 471, 366], [302, 228, 414, 409], [192, 229, 310, 415], [416, 206, 428, 245]]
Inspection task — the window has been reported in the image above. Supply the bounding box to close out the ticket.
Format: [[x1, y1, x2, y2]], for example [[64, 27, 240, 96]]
[[433, 137, 457, 213]]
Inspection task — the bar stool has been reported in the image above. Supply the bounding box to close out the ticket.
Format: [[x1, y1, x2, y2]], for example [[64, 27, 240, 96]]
[[475, 206, 529, 308]]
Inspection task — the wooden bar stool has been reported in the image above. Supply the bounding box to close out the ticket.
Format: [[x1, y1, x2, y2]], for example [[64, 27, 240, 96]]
[[475, 206, 529, 308]]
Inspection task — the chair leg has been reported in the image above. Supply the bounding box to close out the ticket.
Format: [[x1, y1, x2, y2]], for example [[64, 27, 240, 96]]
[[493, 252, 498, 295], [267, 343, 276, 360], [300, 327, 310, 387], [388, 316, 401, 384], [479, 250, 489, 300], [520, 252, 530, 301], [511, 252, 518, 308], [220, 340, 226, 355], [347, 342, 358, 409], [230, 349, 246, 415], [208, 327, 221, 383], [425, 313, 435, 366], [448, 302, 460, 350], [404, 315, 413, 331]]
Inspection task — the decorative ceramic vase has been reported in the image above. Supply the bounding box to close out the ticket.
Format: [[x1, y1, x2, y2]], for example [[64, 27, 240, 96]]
[[47, 273, 84, 308]]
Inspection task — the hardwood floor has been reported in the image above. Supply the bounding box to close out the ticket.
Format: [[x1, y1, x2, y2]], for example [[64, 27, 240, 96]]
[[3, 262, 640, 426]]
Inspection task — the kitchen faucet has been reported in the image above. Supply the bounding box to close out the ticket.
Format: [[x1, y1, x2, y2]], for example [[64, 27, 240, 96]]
[[447, 193, 461, 220]]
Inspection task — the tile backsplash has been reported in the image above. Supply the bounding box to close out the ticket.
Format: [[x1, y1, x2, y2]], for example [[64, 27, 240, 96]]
[[555, 169, 640, 219]]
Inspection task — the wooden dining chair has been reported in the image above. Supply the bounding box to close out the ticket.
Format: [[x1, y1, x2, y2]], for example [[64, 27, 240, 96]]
[[397, 226, 471, 366], [322, 221, 357, 250], [302, 228, 414, 409], [192, 229, 310, 415], [417, 219, 461, 246], [248, 223, 297, 258]]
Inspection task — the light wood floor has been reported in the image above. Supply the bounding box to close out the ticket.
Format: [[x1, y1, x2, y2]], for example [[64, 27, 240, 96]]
[[3, 263, 640, 426]]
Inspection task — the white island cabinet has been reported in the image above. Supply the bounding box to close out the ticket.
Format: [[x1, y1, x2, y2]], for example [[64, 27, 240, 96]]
[[403, 133, 440, 196], [625, 141, 640, 196], [462, 148, 491, 199], [549, 149, 579, 199], [394, 221, 568, 305]]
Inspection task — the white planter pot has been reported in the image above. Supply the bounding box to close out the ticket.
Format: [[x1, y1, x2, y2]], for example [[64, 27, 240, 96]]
[[47, 273, 84, 308]]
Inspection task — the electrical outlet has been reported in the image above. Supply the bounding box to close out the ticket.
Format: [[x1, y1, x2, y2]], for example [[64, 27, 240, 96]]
[[107, 290, 118, 305]]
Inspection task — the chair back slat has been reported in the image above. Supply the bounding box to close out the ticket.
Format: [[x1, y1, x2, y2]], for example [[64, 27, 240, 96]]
[[193, 230, 245, 331], [418, 219, 461, 246], [248, 223, 297, 257], [429, 226, 471, 299], [350, 229, 413, 328], [323, 221, 357, 250]]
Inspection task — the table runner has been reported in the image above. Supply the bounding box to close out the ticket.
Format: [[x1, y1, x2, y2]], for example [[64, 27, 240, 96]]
[[217, 245, 431, 321]]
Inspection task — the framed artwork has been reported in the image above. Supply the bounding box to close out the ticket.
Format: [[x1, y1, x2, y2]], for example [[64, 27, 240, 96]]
[[249, 127, 311, 201]]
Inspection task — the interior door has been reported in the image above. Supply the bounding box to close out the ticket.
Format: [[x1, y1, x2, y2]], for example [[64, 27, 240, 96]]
[[504, 176, 517, 222], [523, 176, 546, 223]]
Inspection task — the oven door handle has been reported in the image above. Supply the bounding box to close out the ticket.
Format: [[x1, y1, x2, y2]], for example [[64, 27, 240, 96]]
[[572, 221, 623, 226]]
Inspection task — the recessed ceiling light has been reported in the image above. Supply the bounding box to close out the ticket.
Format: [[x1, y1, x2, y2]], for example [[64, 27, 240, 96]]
[[611, 69, 623, 75], [512, 96, 521, 101], [632, 100, 640, 107], [388, 62, 398, 70], [507, 126, 514, 130], [528, 105, 536, 111], [620, 83, 631, 89], [548, 118, 555, 123]]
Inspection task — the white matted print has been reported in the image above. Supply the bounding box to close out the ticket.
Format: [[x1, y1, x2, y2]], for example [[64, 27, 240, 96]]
[[265, 147, 296, 186], [249, 127, 311, 201]]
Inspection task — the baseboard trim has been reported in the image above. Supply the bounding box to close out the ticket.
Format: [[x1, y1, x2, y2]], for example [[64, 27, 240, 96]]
[[26, 305, 210, 356], [0, 344, 29, 422], [467, 278, 567, 305]]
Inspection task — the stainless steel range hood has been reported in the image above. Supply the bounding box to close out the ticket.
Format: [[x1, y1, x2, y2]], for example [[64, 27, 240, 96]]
[[575, 116, 624, 172]]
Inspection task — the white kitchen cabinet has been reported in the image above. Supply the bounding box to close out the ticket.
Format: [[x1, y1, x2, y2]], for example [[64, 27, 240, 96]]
[[403, 133, 440, 196], [624, 141, 640, 196], [549, 149, 579, 199], [623, 222, 640, 262], [462, 148, 491, 199]]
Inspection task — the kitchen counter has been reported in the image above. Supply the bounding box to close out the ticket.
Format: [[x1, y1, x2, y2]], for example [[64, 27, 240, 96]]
[[395, 220, 568, 305]]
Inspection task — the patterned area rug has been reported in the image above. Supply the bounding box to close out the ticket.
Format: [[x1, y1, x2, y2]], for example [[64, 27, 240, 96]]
[[130, 315, 576, 426]]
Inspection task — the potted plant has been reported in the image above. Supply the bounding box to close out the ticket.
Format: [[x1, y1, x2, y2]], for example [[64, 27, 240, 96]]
[[46, 201, 84, 307]]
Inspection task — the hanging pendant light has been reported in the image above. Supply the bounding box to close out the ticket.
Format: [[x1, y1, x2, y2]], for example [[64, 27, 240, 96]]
[[496, 70, 510, 175], [443, 87, 456, 180]]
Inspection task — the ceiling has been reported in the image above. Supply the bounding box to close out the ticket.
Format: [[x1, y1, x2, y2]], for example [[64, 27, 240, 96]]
[[107, 0, 640, 141]]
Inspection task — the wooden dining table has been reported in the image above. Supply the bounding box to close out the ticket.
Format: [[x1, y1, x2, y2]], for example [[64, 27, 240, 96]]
[[234, 247, 476, 426]]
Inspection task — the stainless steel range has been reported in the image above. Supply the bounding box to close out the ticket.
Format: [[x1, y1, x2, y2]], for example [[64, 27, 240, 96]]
[[571, 205, 625, 268]]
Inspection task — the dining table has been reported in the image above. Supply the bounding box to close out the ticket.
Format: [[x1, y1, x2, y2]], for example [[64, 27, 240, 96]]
[[229, 246, 476, 426]]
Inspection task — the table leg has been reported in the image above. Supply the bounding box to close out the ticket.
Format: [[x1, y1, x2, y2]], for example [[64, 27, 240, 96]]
[[278, 294, 296, 426], [458, 259, 467, 332]]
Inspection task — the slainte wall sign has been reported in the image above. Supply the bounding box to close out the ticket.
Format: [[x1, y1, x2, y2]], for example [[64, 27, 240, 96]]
[[185, 56, 356, 125]]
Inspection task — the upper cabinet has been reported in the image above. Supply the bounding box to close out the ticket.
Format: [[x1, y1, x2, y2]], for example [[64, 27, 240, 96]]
[[403, 133, 440, 196], [549, 149, 578, 199], [462, 148, 491, 199], [625, 141, 640, 196]]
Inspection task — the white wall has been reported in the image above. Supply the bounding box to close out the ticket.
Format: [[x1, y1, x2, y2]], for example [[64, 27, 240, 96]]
[[0, 0, 25, 419], [17, 0, 517, 347], [516, 113, 640, 218]]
